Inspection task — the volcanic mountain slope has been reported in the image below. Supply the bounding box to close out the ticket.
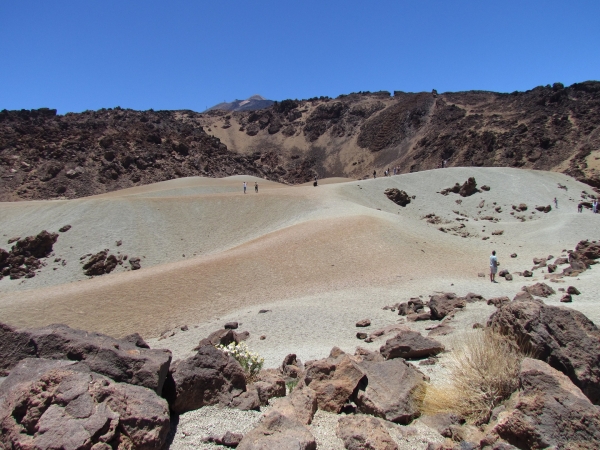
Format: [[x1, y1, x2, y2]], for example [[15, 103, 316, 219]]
[[204, 81, 600, 185], [0, 107, 313, 201], [205, 94, 275, 112], [1, 81, 599, 201]]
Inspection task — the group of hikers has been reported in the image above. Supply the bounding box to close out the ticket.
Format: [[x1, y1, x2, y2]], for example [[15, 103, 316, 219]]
[[242, 181, 259, 194], [373, 160, 450, 178], [373, 166, 402, 178], [578, 199, 599, 213]]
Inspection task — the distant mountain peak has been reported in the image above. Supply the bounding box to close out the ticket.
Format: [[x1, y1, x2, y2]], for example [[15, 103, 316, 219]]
[[205, 95, 273, 112]]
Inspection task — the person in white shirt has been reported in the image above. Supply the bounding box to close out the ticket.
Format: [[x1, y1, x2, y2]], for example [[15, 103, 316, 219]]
[[243, 182, 247, 194], [490, 250, 499, 283]]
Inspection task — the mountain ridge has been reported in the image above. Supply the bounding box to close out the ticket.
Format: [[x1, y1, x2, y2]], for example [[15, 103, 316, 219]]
[[0, 80, 599, 201]]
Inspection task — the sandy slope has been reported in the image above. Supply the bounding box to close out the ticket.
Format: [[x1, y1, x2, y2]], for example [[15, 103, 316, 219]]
[[0, 168, 598, 345]]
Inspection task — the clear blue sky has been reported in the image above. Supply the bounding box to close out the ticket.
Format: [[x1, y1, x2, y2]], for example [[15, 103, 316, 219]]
[[1, 1, 598, 114]]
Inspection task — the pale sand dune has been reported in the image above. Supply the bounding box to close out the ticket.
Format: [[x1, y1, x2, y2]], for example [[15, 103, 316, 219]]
[[1, 167, 598, 355]]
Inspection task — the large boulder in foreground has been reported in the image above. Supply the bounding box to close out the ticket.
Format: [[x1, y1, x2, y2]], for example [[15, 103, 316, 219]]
[[0, 358, 170, 450], [336, 415, 398, 450], [488, 299, 600, 404], [355, 357, 427, 424], [237, 410, 316, 450], [270, 386, 318, 425], [163, 343, 247, 414], [379, 330, 444, 360], [0, 322, 171, 395], [299, 348, 365, 413], [494, 358, 600, 449]]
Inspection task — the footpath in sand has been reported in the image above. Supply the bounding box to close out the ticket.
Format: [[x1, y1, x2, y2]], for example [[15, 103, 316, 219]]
[[1, 167, 599, 366]]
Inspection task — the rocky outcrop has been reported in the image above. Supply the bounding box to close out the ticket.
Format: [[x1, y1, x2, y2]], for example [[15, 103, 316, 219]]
[[379, 330, 444, 360], [4, 82, 600, 200], [494, 358, 600, 449], [522, 282, 555, 298], [254, 371, 286, 406], [428, 293, 466, 320], [163, 343, 247, 413], [397, 298, 425, 316], [0, 358, 170, 450], [300, 348, 365, 413], [237, 410, 317, 450], [354, 357, 427, 424], [384, 188, 412, 207], [0, 230, 58, 280], [488, 300, 600, 404], [0, 322, 171, 394], [270, 386, 318, 425], [336, 415, 398, 450], [82, 250, 120, 276]]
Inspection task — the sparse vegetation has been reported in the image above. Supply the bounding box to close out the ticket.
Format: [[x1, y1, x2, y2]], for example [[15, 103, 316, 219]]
[[423, 329, 526, 425], [216, 341, 264, 381], [286, 379, 299, 393]]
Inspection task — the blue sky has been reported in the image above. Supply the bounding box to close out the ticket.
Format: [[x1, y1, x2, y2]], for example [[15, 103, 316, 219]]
[[1, 1, 598, 114]]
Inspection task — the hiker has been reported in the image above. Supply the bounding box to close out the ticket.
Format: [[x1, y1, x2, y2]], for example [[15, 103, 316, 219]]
[[373, 170, 376, 179], [490, 250, 499, 283], [243, 182, 247, 194], [594, 200, 598, 214], [255, 182, 258, 193], [578, 202, 583, 213], [554, 197, 558, 208]]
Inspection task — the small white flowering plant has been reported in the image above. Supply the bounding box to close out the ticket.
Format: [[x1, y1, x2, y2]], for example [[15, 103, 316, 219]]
[[217, 341, 264, 380]]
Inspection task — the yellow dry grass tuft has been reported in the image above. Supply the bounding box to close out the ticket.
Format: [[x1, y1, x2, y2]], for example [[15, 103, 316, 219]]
[[422, 329, 526, 424]]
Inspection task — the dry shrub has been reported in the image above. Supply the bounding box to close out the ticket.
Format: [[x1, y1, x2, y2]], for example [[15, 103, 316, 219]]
[[423, 329, 526, 424]]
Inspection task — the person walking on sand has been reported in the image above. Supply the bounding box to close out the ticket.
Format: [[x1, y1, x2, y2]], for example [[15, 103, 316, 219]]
[[255, 182, 258, 193], [489, 250, 499, 283], [554, 197, 558, 208], [578, 202, 583, 213], [373, 170, 376, 179], [243, 182, 247, 194]]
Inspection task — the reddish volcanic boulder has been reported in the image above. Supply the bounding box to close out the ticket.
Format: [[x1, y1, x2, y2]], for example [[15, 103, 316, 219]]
[[522, 282, 555, 298], [428, 293, 466, 320], [163, 343, 247, 413], [488, 300, 600, 404], [336, 415, 398, 450], [0, 322, 171, 395], [380, 330, 444, 360], [355, 357, 427, 424], [494, 358, 600, 449], [300, 348, 365, 413], [0, 358, 170, 450], [237, 410, 316, 450]]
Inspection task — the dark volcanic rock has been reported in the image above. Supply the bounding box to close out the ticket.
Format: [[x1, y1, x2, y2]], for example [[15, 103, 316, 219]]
[[494, 358, 600, 449], [354, 357, 427, 424], [459, 177, 478, 197], [0, 231, 59, 280], [300, 348, 365, 413], [238, 410, 316, 450], [356, 319, 371, 327], [0, 322, 172, 394], [428, 292, 466, 320], [163, 343, 247, 413], [129, 256, 141, 270], [488, 299, 600, 404], [0, 358, 170, 450], [522, 282, 555, 298], [384, 188, 411, 207], [336, 415, 398, 450], [380, 330, 444, 360], [82, 250, 119, 276]]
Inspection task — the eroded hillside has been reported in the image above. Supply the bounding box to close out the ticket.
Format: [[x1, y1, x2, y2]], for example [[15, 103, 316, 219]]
[[1, 81, 599, 200]]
